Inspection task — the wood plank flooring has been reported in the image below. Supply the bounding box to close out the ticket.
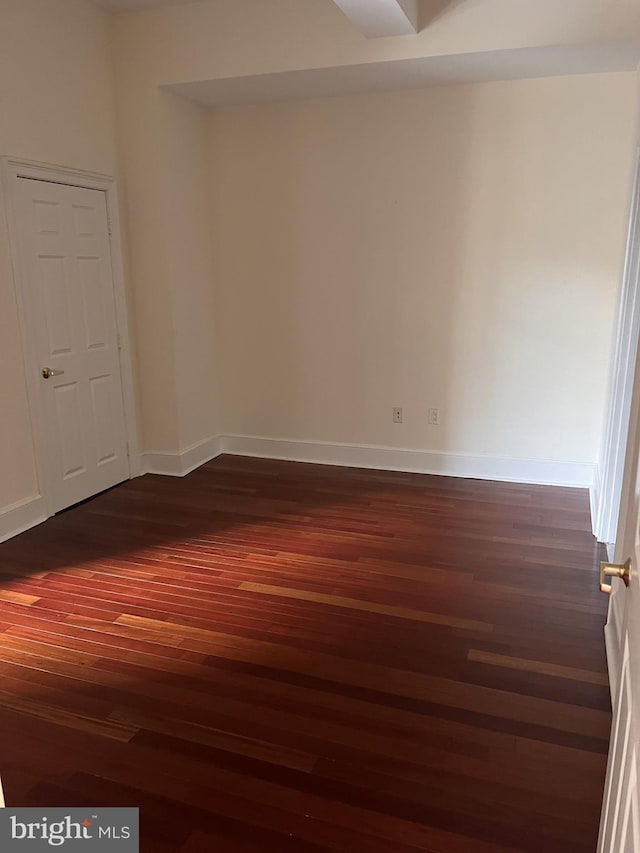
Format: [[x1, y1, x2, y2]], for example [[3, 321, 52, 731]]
[[0, 456, 610, 851]]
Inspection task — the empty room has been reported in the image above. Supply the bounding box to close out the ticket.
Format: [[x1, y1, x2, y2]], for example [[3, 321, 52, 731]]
[[1, 0, 640, 850]]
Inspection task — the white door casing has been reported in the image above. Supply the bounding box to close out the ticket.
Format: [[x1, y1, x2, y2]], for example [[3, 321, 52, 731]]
[[2, 158, 140, 516], [595, 147, 640, 550]]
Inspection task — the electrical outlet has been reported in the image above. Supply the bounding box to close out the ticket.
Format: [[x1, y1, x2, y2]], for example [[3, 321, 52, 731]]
[[392, 407, 403, 424], [429, 407, 440, 426]]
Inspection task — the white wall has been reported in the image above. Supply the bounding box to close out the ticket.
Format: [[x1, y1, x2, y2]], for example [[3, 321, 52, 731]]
[[112, 20, 221, 456], [161, 92, 220, 451], [207, 74, 637, 464], [0, 0, 120, 510]]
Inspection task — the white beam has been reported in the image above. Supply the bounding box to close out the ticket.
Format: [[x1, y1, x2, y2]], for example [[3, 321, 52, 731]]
[[397, 0, 420, 31], [332, 0, 419, 38]]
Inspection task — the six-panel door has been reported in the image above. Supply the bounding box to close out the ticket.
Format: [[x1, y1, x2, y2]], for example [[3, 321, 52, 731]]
[[16, 178, 129, 512]]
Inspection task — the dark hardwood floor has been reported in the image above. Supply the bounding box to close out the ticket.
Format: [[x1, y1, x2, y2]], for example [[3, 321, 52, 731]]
[[0, 456, 610, 852]]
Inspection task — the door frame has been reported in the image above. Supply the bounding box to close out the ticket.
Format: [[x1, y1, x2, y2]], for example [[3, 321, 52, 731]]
[[1, 157, 141, 518], [594, 146, 640, 551]]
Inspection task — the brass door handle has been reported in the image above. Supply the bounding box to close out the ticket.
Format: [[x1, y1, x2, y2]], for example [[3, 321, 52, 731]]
[[41, 367, 65, 379], [600, 558, 631, 594]]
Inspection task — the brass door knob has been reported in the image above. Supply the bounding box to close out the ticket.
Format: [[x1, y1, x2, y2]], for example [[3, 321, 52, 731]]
[[600, 558, 631, 594], [41, 367, 65, 379]]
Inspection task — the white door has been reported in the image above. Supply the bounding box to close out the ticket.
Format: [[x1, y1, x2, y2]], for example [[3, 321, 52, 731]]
[[14, 178, 130, 512], [598, 385, 640, 849]]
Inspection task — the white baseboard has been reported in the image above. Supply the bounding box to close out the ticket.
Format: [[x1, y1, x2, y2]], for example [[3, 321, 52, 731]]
[[590, 463, 601, 537], [0, 495, 47, 544], [141, 432, 595, 488], [220, 434, 596, 488], [143, 435, 223, 477]]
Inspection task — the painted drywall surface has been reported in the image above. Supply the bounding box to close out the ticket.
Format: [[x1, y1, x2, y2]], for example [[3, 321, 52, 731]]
[[111, 66, 221, 453], [160, 92, 220, 451], [208, 73, 637, 463], [112, 0, 640, 87], [109, 82, 182, 454], [0, 0, 119, 510]]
